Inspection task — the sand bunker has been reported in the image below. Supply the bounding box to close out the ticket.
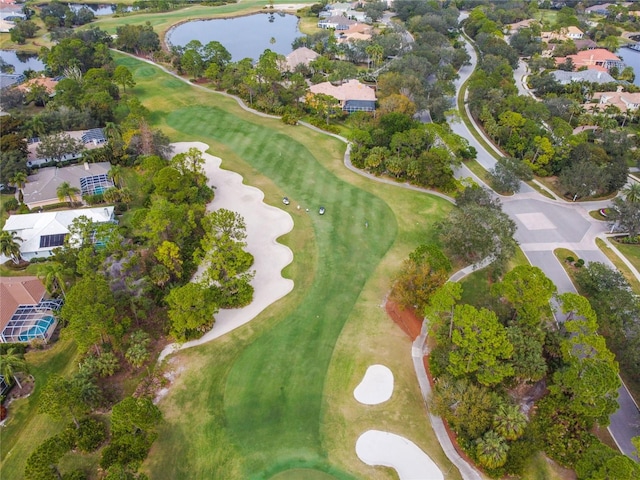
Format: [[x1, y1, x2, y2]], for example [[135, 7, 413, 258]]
[[353, 365, 394, 405], [159, 142, 294, 361], [356, 430, 444, 480]]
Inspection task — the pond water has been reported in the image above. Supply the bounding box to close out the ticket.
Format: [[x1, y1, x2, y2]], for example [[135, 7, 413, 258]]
[[65, 3, 132, 16], [167, 13, 303, 61], [617, 47, 640, 86], [0, 50, 45, 74]]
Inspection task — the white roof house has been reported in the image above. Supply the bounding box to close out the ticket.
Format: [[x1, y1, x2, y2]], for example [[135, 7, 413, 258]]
[[2, 206, 115, 260]]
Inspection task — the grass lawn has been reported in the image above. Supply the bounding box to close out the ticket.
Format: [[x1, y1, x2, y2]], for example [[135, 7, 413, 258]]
[[596, 238, 640, 295], [111, 53, 459, 479], [94, 1, 317, 37], [612, 241, 640, 273], [0, 337, 79, 480]]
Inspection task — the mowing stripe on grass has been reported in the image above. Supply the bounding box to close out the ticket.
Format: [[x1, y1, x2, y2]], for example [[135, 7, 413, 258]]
[[164, 106, 397, 477]]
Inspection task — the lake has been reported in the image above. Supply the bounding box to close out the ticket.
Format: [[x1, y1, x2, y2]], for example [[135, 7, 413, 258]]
[[0, 50, 45, 74], [166, 13, 303, 61], [617, 47, 640, 86], [66, 3, 132, 16]]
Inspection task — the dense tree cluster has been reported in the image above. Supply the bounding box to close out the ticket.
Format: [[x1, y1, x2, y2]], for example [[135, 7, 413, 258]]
[[425, 266, 633, 477], [463, 3, 634, 198]]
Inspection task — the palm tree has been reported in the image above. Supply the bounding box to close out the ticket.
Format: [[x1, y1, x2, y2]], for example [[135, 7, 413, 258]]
[[476, 430, 509, 469], [0, 347, 29, 389], [0, 230, 24, 264], [493, 404, 527, 441], [11, 171, 27, 200], [108, 165, 123, 189], [56, 181, 80, 206], [623, 182, 640, 203], [37, 262, 68, 298]]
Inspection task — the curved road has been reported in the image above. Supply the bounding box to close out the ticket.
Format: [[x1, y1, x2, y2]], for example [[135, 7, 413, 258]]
[[453, 32, 640, 459]]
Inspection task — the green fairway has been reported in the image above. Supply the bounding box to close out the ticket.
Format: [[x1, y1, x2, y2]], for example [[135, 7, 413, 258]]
[[109, 53, 458, 479]]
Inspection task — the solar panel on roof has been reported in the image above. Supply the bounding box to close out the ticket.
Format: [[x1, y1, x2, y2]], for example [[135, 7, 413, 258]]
[[81, 128, 106, 143], [39, 233, 66, 248]]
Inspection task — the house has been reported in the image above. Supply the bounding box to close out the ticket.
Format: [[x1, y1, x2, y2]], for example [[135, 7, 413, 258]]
[[16, 77, 59, 96], [591, 89, 640, 113], [0, 276, 62, 344], [284, 47, 319, 72], [0, 4, 25, 21], [2, 206, 116, 260], [555, 48, 625, 71], [21, 162, 114, 210], [27, 128, 107, 167], [585, 2, 632, 15], [550, 69, 617, 85], [338, 31, 372, 44], [565, 26, 584, 40], [318, 15, 357, 30], [308, 79, 376, 112], [574, 38, 598, 51], [0, 73, 25, 90], [506, 19, 537, 34]]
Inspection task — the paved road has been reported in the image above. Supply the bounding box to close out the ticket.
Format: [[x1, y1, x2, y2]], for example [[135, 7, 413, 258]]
[[454, 33, 640, 459]]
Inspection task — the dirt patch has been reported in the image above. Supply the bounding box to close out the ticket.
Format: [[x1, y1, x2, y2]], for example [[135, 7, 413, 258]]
[[385, 298, 422, 340]]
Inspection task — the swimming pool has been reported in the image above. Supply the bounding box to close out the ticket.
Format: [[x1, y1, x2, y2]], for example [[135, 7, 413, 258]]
[[18, 315, 56, 342]]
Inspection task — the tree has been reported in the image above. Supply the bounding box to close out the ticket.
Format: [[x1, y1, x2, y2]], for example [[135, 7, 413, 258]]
[[609, 197, 640, 237], [199, 209, 254, 308], [181, 48, 205, 80], [113, 65, 135, 93], [0, 347, 28, 389], [0, 230, 23, 264], [110, 396, 161, 437], [166, 283, 218, 341], [476, 430, 509, 469], [365, 0, 386, 22], [551, 293, 622, 424], [306, 92, 341, 125], [489, 157, 532, 194], [60, 275, 116, 354], [492, 265, 556, 330], [154, 241, 183, 280], [425, 282, 463, 340], [37, 132, 84, 163], [622, 182, 640, 203], [11, 170, 27, 198], [125, 330, 151, 369], [56, 181, 80, 206], [391, 244, 450, 310], [37, 261, 68, 298], [506, 326, 547, 383], [448, 304, 514, 386], [39, 375, 90, 428], [438, 203, 517, 273], [493, 404, 527, 441]]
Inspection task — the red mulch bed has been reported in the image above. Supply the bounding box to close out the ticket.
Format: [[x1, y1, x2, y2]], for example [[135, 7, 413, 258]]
[[385, 298, 422, 340]]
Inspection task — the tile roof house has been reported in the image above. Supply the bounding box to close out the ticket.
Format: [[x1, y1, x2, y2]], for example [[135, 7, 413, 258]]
[[555, 48, 624, 71], [21, 161, 114, 210], [308, 79, 376, 112], [284, 47, 320, 72], [16, 77, 59, 95], [550, 69, 617, 84], [591, 90, 640, 113], [2, 206, 115, 261], [0, 276, 62, 344]]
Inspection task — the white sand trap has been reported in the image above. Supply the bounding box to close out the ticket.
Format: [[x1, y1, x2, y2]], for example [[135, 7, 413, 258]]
[[356, 430, 444, 480], [159, 142, 294, 361], [353, 364, 394, 405]]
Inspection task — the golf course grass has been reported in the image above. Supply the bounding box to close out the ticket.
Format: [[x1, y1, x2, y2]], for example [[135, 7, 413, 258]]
[[109, 54, 460, 479]]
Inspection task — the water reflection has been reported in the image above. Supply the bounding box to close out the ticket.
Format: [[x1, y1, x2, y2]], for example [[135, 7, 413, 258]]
[[167, 13, 303, 61]]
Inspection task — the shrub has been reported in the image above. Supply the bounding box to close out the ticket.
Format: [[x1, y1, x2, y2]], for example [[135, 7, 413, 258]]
[[281, 112, 299, 125], [576, 258, 585, 267], [566, 256, 575, 264], [0, 343, 27, 354], [3, 198, 19, 211]]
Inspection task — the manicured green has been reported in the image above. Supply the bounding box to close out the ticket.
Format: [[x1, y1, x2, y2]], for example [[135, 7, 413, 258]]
[[111, 54, 457, 478]]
